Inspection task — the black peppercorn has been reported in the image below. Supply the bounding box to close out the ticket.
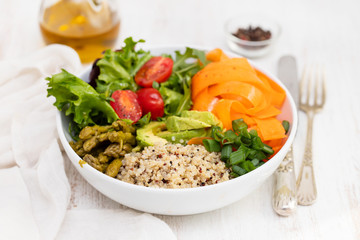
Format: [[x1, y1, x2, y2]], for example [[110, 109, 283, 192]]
[[233, 26, 271, 41]]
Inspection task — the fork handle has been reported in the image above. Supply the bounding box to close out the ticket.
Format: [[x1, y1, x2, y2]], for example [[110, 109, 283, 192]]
[[296, 111, 317, 205], [272, 146, 297, 216]]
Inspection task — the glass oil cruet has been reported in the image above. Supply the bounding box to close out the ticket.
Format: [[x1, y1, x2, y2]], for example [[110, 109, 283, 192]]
[[39, 0, 120, 63]]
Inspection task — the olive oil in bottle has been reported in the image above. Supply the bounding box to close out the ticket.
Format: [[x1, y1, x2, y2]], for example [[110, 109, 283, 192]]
[[39, 0, 120, 63]]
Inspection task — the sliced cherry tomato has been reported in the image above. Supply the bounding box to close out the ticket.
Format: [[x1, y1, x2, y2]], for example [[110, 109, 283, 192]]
[[136, 88, 164, 120], [135, 56, 173, 88], [110, 90, 142, 122]]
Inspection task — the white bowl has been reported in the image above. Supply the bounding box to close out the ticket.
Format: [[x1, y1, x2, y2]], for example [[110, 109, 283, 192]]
[[56, 46, 298, 215]]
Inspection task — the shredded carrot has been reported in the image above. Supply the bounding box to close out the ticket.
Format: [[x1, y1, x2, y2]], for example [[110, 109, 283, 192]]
[[187, 137, 213, 145], [206, 48, 230, 62], [192, 88, 216, 111], [191, 49, 287, 151], [255, 69, 286, 107], [252, 118, 286, 141], [192, 58, 262, 99], [231, 112, 256, 127], [211, 99, 234, 130], [208, 81, 266, 109], [265, 137, 288, 156]]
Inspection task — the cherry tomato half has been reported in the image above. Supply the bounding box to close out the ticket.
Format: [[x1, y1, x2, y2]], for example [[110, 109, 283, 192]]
[[136, 88, 164, 120], [110, 90, 142, 122], [135, 56, 173, 88]]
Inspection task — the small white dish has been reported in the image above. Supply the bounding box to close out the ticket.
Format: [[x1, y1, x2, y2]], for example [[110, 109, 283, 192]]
[[224, 14, 281, 58]]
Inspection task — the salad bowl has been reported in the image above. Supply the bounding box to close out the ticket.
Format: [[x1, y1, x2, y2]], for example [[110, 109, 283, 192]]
[[56, 46, 298, 215]]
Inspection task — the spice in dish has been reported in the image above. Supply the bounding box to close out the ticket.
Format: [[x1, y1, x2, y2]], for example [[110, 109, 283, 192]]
[[232, 26, 271, 41]]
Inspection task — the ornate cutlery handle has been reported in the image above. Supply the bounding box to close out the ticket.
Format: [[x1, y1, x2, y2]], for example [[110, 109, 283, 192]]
[[272, 146, 297, 216], [296, 112, 317, 205]]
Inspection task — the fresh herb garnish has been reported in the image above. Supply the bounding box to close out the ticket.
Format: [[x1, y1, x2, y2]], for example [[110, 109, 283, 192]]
[[134, 112, 152, 128], [203, 139, 221, 152], [205, 118, 274, 177], [282, 120, 290, 134]]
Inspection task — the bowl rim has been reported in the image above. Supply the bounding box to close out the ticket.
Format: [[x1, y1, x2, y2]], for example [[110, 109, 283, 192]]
[[224, 14, 282, 47], [56, 45, 298, 194]]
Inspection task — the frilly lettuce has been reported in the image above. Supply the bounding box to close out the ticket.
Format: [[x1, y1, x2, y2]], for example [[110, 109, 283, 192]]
[[95, 37, 152, 97], [46, 70, 119, 133]]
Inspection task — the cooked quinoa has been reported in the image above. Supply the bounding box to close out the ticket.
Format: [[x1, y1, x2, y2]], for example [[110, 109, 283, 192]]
[[117, 144, 230, 189]]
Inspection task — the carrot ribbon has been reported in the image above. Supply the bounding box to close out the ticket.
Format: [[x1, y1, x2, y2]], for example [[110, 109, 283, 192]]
[[191, 48, 287, 151]]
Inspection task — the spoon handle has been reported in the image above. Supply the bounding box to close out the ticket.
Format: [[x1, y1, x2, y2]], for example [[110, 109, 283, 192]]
[[272, 146, 297, 216]]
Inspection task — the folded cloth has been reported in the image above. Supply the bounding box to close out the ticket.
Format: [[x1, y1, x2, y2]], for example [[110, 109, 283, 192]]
[[57, 209, 175, 240], [0, 45, 176, 240]]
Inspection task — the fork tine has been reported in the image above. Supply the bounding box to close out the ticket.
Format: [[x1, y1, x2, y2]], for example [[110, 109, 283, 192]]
[[300, 65, 307, 104], [321, 67, 326, 105], [315, 66, 326, 107], [314, 65, 320, 105], [306, 66, 312, 104]]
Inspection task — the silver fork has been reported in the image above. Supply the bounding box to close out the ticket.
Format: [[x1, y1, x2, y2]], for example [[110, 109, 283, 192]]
[[296, 66, 326, 206]]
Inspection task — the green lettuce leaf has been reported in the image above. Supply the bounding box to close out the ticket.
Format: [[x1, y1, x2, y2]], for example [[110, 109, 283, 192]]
[[46, 69, 119, 131], [174, 75, 192, 115], [96, 37, 152, 97], [159, 87, 183, 115], [159, 47, 209, 116]]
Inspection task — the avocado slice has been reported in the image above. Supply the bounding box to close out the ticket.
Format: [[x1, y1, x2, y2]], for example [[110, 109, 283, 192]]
[[136, 121, 168, 147], [156, 128, 208, 144], [181, 110, 222, 127], [166, 116, 211, 132]]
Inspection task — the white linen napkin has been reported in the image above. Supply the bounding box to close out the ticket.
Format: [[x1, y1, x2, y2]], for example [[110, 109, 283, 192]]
[[0, 45, 176, 240]]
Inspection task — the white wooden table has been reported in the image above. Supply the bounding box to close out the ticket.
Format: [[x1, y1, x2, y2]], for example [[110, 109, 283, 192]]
[[2, 0, 360, 239]]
